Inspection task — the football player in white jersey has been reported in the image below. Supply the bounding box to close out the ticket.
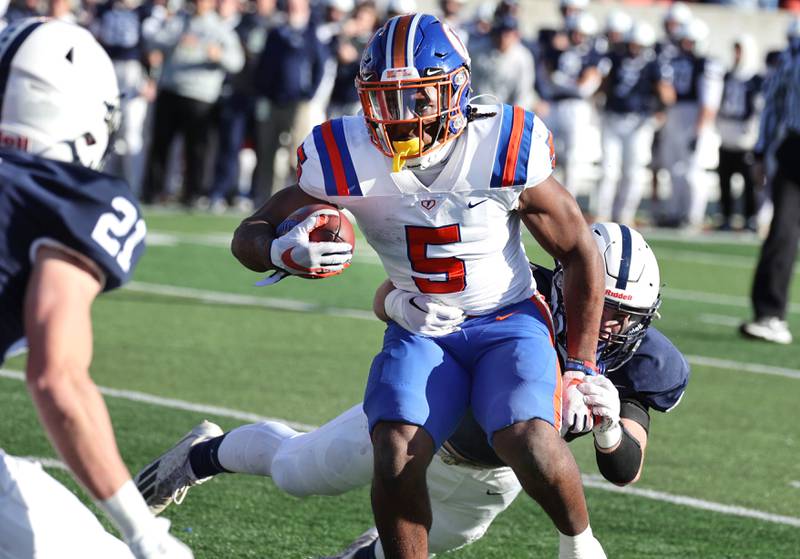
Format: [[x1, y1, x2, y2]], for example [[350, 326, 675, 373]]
[[149, 13, 605, 558]]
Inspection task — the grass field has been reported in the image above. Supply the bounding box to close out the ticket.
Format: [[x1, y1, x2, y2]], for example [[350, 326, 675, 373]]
[[3, 211, 800, 558]]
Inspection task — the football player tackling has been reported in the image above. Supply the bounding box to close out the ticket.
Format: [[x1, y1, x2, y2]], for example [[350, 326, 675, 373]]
[[147, 13, 607, 559], [0, 19, 191, 559], [136, 224, 689, 558]]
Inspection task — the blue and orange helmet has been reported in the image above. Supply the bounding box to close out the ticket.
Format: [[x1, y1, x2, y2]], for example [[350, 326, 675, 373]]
[[356, 14, 471, 168]]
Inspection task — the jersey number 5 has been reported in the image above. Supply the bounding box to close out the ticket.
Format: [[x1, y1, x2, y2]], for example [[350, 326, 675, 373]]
[[405, 225, 466, 294], [91, 196, 147, 273]]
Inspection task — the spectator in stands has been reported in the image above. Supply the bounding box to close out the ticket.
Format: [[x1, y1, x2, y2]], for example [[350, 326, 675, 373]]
[[208, 0, 276, 213], [740, 18, 800, 345], [5, 0, 42, 23], [250, 0, 327, 203], [656, 18, 723, 229], [142, 0, 244, 207], [542, 11, 602, 196], [595, 22, 675, 226], [93, 0, 155, 195], [470, 15, 535, 108], [716, 35, 763, 232], [327, 0, 378, 118]]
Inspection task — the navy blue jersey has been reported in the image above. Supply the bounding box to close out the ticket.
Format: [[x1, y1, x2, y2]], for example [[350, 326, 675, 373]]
[[446, 267, 689, 468], [604, 50, 667, 115], [668, 52, 722, 103], [0, 149, 146, 361], [94, 1, 151, 62], [545, 42, 603, 101], [718, 73, 764, 121]]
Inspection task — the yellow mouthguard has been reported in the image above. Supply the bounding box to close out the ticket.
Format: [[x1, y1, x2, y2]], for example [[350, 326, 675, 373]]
[[391, 138, 422, 172]]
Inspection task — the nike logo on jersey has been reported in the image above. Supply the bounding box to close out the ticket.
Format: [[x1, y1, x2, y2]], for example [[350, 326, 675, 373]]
[[495, 312, 516, 321], [468, 199, 487, 208]]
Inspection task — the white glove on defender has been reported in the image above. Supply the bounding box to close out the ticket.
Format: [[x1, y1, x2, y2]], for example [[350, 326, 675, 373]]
[[127, 517, 193, 559], [270, 210, 352, 278], [561, 371, 594, 436], [578, 375, 622, 449], [384, 289, 465, 337]]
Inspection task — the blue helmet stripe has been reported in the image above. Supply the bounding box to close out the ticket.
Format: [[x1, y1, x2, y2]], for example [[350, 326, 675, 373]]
[[312, 125, 338, 196], [490, 104, 514, 188], [514, 110, 535, 185], [330, 119, 362, 196], [615, 224, 633, 289]]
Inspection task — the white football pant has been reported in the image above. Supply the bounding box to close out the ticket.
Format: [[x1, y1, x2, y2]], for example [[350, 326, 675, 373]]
[[0, 450, 134, 559], [261, 405, 522, 557], [657, 102, 710, 226], [595, 112, 655, 225], [547, 98, 595, 196]]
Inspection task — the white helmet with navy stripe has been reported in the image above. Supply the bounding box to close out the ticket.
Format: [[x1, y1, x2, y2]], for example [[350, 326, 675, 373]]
[[0, 18, 120, 169], [592, 222, 661, 370]]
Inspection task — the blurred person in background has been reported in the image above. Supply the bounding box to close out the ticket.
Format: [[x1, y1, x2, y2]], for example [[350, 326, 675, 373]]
[[715, 35, 763, 232], [594, 22, 675, 226], [93, 0, 156, 196], [598, 9, 631, 57], [48, 0, 76, 21], [327, 0, 378, 118], [470, 15, 535, 108], [656, 18, 723, 229], [464, 1, 493, 50], [386, 0, 415, 20], [308, 0, 353, 128], [740, 18, 800, 345], [142, 0, 244, 207], [250, 0, 327, 204], [438, 0, 467, 45], [542, 11, 602, 197], [5, 0, 41, 23], [208, 0, 276, 213]]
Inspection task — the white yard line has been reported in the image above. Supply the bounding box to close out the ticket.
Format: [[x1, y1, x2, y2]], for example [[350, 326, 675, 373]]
[[2, 367, 797, 529], [581, 474, 800, 528], [698, 314, 744, 327], [685, 355, 800, 381]]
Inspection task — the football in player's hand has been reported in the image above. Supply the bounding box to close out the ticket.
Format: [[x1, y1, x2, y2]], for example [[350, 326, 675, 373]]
[[277, 204, 356, 247]]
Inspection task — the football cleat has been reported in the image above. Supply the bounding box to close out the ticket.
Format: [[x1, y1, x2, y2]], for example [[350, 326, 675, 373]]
[[740, 317, 792, 345], [320, 527, 379, 559], [134, 421, 224, 515]]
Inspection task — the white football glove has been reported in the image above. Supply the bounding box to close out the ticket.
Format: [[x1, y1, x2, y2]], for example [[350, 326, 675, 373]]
[[561, 371, 594, 436], [578, 375, 622, 449], [270, 209, 352, 278], [127, 517, 193, 559], [384, 289, 465, 337]]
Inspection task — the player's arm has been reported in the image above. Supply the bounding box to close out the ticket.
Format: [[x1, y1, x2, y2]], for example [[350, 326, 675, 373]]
[[372, 279, 465, 336], [23, 246, 191, 556], [517, 177, 604, 365]]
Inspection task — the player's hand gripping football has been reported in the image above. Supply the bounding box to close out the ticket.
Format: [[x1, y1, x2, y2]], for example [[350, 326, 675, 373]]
[[126, 517, 194, 559], [384, 289, 465, 337], [270, 209, 353, 278], [561, 371, 594, 435], [578, 374, 622, 449]]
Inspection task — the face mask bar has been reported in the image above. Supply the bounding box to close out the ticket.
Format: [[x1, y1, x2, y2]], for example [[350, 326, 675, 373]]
[[598, 296, 662, 371], [357, 66, 469, 161]]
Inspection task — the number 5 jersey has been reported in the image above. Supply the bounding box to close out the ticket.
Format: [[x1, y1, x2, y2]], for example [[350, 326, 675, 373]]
[[0, 148, 146, 361], [297, 104, 557, 315]]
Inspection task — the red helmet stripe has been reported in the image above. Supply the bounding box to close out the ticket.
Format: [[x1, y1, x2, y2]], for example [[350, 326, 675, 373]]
[[392, 15, 413, 69], [502, 106, 526, 186]]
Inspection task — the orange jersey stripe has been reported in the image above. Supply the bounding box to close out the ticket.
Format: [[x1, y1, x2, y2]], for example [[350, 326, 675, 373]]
[[502, 106, 525, 186], [547, 130, 556, 169], [320, 121, 349, 196], [392, 15, 413, 69]]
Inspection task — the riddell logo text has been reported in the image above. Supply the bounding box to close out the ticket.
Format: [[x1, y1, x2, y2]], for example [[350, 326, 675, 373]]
[[605, 289, 633, 301], [0, 132, 28, 150]]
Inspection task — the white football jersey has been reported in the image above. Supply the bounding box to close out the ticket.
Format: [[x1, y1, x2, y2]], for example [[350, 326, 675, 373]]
[[297, 104, 556, 315]]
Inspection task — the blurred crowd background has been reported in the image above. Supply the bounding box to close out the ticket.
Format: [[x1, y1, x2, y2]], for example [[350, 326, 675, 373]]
[[6, 0, 799, 232]]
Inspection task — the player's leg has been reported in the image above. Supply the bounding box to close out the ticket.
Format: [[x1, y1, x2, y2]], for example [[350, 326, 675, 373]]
[[594, 114, 622, 221], [0, 452, 134, 559], [617, 117, 655, 225], [135, 405, 374, 513], [717, 147, 735, 229], [364, 323, 470, 558], [470, 299, 605, 557]]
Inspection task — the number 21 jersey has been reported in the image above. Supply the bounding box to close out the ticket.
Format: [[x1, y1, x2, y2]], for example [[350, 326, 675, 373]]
[[0, 149, 146, 360]]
